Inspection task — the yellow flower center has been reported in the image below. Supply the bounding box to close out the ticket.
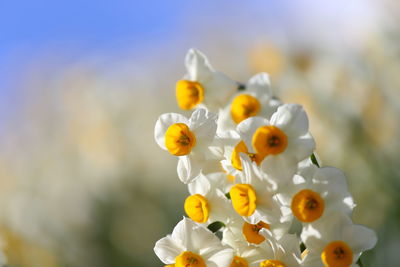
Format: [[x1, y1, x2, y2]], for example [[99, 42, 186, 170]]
[[227, 174, 236, 183], [175, 251, 206, 267], [242, 221, 270, 244], [230, 256, 249, 267], [291, 189, 325, 222], [259, 260, 286, 267], [231, 141, 265, 171], [252, 126, 288, 156], [184, 194, 209, 223], [321, 241, 353, 267], [230, 94, 261, 124], [176, 80, 204, 110], [165, 123, 196, 156], [230, 184, 257, 217]]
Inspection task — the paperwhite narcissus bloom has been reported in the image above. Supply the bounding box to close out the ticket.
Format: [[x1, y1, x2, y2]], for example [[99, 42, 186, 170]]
[[176, 49, 238, 112], [154, 108, 219, 183], [222, 209, 291, 249], [222, 216, 274, 267], [253, 230, 302, 267], [277, 167, 355, 224], [237, 104, 315, 184], [229, 156, 284, 225], [301, 212, 377, 267], [218, 73, 281, 132], [154, 217, 233, 267], [184, 173, 232, 224]]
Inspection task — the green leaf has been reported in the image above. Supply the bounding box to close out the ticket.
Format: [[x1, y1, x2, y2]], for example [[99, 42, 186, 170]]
[[207, 221, 225, 233], [310, 153, 320, 168]]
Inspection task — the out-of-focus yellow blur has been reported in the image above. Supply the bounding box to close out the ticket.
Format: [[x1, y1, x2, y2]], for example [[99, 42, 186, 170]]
[[1, 1, 400, 266]]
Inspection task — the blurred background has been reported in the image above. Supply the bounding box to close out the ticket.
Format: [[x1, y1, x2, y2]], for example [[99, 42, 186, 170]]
[[0, 0, 399, 266]]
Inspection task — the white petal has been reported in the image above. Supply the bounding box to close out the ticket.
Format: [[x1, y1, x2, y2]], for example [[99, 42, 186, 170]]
[[260, 154, 298, 185], [300, 224, 325, 251], [188, 174, 211, 195], [171, 217, 192, 249], [270, 104, 309, 138], [203, 71, 238, 111], [246, 72, 272, 97], [171, 217, 222, 252], [240, 154, 257, 184], [313, 167, 354, 213], [344, 224, 377, 254], [189, 109, 218, 142], [154, 235, 183, 264], [297, 158, 318, 178], [154, 113, 189, 150], [278, 234, 301, 258], [287, 133, 316, 162], [185, 48, 214, 82], [207, 189, 233, 223], [236, 117, 269, 153], [188, 224, 222, 253], [301, 252, 325, 267], [204, 247, 234, 267], [313, 167, 347, 186], [177, 155, 202, 184]]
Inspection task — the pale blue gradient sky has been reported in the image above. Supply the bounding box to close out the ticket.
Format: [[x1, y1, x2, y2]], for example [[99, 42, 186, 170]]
[[0, 0, 382, 124]]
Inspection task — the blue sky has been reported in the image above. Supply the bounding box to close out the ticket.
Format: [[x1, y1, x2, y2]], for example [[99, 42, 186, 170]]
[[0, 0, 188, 121], [0, 0, 184, 51], [0, 0, 381, 124]]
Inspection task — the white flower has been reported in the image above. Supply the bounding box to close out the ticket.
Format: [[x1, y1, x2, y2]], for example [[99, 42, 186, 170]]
[[237, 104, 315, 184], [253, 230, 302, 267], [154, 108, 219, 183], [154, 217, 233, 267], [228, 155, 284, 225], [301, 212, 377, 267], [218, 73, 281, 132], [176, 49, 238, 111], [277, 167, 355, 224], [222, 210, 291, 249], [184, 173, 232, 224]]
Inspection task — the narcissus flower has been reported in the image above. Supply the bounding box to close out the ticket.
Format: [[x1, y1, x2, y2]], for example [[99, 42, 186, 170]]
[[237, 104, 315, 184], [222, 211, 291, 248], [176, 49, 238, 111], [154, 109, 219, 183], [255, 230, 302, 267], [184, 174, 232, 224], [277, 167, 354, 223], [301, 212, 377, 267], [218, 73, 281, 132], [154, 217, 233, 267], [228, 156, 283, 225]]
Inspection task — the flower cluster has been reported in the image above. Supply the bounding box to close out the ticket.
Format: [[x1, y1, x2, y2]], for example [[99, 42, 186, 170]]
[[153, 49, 377, 267]]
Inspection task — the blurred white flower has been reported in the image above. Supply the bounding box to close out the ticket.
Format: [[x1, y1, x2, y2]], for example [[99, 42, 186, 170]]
[[218, 73, 281, 132], [154, 217, 233, 266], [154, 108, 219, 183], [176, 49, 238, 111]]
